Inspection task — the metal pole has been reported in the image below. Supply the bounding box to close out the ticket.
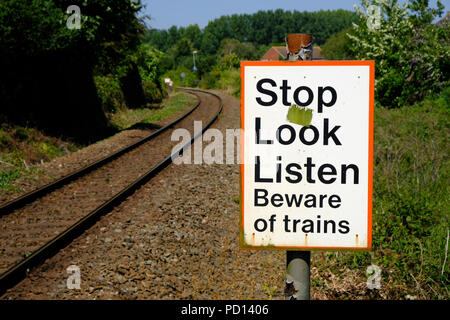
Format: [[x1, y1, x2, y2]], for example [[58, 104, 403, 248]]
[[193, 50, 197, 71], [284, 33, 313, 300], [286, 251, 310, 300]]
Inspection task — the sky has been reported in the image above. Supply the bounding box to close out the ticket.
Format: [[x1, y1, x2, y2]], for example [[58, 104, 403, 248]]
[[141, 0, 449, 30]]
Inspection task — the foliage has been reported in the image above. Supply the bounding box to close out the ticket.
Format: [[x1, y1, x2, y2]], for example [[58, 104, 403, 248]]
[[0, 0, 145, 141], [94, 75, 126, 114], [218, 39, 258, 60], [340, 91, 449, 298], [0, 0, 143, 69], [348, 0, 449, 107], [142, 81, 164, 104], [216, 54, 241, 71], [132, 45, 165, 84], [0, 123, 79, 192], [90, 41, 167, 113], [147, 9, 357, 51], [109, 92, 197, 130], [163, 66, 199, 88], [321, 27, 355, 60], [146, 9, 358, 94], [200, 68, 241, 98]]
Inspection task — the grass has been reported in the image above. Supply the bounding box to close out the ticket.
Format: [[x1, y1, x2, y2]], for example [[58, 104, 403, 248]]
[[0, 169, 21, 192], [0, 125, 79, 193], [312, 91, 449, 299], [262, 283, 277, 299], [109, 91, 198, 130], [0, 91, 198, 193]]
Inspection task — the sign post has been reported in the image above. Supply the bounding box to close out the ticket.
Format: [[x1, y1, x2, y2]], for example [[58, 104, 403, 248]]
[[240, 34, 374, 300], [285, 34, 314, 300]]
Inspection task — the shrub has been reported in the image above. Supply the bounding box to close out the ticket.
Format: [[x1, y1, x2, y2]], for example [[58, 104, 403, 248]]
[[216, 54, 241, 71], [164, 66, 199, 88], [321, 27, 355, 60], [94, 75, 126, 114], [142, 81, 163, 103], [348, 0, 448, 107]]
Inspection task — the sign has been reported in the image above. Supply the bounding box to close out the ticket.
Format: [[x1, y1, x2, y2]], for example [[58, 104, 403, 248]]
[[240, 61, 374, 249]]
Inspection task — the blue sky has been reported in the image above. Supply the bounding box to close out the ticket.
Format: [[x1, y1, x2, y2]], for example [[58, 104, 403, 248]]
[[141, 0, 449, 30]]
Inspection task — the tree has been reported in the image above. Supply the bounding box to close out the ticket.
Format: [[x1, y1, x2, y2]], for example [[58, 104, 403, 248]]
[[0, 0, 144, 141], [321, 27, 355, 60], [218, 39, 258, 60], [348, 0, 448, 107]]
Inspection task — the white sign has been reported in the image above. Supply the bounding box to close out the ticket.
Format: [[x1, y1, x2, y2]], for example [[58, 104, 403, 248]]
[[240, 61, 374, 249]]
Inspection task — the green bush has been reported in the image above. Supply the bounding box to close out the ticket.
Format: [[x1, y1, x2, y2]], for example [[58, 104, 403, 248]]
[[142, 81, 163, 103], [321, 27, 354, 60], [201, 68, 241, 98], [216, 54, 241, 71], [348, 0, 448, 107], [0, 130, 12, 149], [200, 71, 220, 89], [94, 75, 126, 114], [337, 91, 449, 298], [217, 69, 241, 98], [164, 66, 199, 88]]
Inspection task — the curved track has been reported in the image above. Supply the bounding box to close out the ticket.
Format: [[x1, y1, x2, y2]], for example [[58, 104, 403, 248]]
[[0, 89, 223, 295]]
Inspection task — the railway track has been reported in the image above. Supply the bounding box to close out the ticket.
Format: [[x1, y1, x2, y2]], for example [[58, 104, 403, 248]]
[[0, 88, 223, 295]]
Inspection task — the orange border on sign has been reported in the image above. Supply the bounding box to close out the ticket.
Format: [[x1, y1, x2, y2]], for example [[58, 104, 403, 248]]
[[239, 60, 375, 250]]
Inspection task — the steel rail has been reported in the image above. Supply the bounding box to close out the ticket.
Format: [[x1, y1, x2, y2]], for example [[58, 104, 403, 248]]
[[0, 88, 223, 296], [0, 91, 201, 217]]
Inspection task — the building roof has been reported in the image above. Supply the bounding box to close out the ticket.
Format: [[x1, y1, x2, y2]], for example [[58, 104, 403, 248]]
[[272, 46, 288, 59], [312, 46, 325, 60]]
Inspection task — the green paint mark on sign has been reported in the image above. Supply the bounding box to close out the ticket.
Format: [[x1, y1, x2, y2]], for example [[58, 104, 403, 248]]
[[286, 104, 313, 126]]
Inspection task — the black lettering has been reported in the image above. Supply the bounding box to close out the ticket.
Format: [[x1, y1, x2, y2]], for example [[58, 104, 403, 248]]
[[293, 86, 314, 107], [255, 117, 273, 144], [341, 164, 359, 184], [318, 163, 337, 184], [254, 218, 268, 232], [284, 215, 291, 232], [254, 189, 269, 206], [256, 79, 277, 106], [299, 125, 319, 145], [280, 80, 291, 106], [302, 219, 314, 233], [285, 163, 302, 183], [285, 193, 303, 207], [276, 156, 282, 183], [338, 220, 350, 234], [318, 86, 337, 113], [293, 219, 302, 232], [255, 156, 273, 182], [328, 195, 342, 208], [276, 124, 296, 145], [323, 118, 342, 145], [304, 194, 316, 208], [305, 157, 316, 183], [324, 220, 336, 233], [271, 193, 283, 207]]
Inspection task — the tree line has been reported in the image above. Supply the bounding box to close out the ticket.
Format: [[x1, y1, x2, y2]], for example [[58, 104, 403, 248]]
[[144, 9, 357, 86], [146, 9, 358, 52]]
